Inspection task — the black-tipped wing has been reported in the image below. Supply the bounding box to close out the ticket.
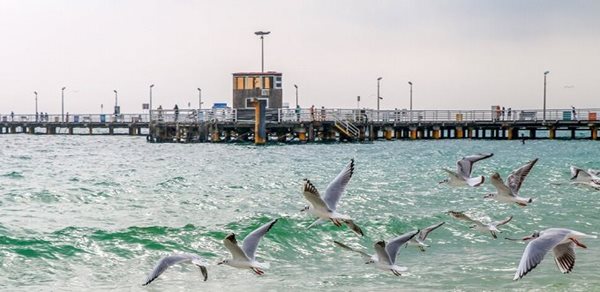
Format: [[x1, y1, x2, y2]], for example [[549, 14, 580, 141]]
[[143, 254, 207, 286], [448, 211, 481, 225], [242, 219, 278, 260], [419, 222, 445, 241], [223, 233, 249, 261], [385, 230, 419, 264], [508, 158, 538, 194], [374, 240, 393, 266], [302, 179, 329, 211], [553, 242, 576, 274], [514, 230, 568, 280], [492, 216, 513, 227], [456, 153, 493, 178], [324, 159, 354, 210], [334, 240, 371, 261]]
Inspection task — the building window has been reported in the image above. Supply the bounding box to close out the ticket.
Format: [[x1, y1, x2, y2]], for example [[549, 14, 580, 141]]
[[263, 77, 272, 89], [254, 77, 262, 89], [235, 77, 244, 90]]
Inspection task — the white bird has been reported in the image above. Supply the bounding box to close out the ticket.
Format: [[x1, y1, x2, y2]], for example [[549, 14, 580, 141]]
[[448, 211, 512, 239], [217, 219, 278, 275], [407, 222, 445, 251], [484, 158, 538, 206], [440, 153, 493, 187], [301, 159, 363, 236], [510, 228, 596, 280], [334, 230, 419, 276], [570, 166, 600, 190], [142, 253, 208, 286]]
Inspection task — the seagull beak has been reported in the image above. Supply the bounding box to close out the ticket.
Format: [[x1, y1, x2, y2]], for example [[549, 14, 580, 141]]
[[217, 261, 223, 265]]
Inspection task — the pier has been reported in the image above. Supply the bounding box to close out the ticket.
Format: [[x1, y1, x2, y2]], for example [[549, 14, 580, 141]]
[[2, 108, 599, 143], [145, 107, 600, 143]]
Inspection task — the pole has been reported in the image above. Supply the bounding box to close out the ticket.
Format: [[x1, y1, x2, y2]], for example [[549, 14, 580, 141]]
[[377, 77, 382, 121], [198, 88, 202, 110], [149, 84, 154, 121], [34, 91, 38, 122], [294, 85, 298, 108], [261, 35, 264, 73], [409, 82, 413, 111], [61, 87, 66, 122], [543, 71, 549, 122]]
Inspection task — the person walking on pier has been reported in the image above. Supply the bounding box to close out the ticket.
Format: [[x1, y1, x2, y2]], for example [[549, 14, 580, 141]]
[[174, 104, 179, 122], [10, 111, 14, 121], [501, 107, 506, 121], [571, 106, 578, 121]]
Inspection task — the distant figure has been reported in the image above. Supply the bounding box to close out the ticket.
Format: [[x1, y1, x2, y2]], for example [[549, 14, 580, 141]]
[[35, 112, 39, 122], [66, 112, 69, 122], [521, 134, 525, 145], [295, 104, 301, 121], [494, 106, 500, 122], [571, 106, 578, 121], [174, 104, 179, 121], [501, 107, 506, 120], [320, 106, 326, 121], [10, 111, 14, 121], [157, 105, 164, 121], [310, 105, 315, 121], [507, 108, 512, 120]]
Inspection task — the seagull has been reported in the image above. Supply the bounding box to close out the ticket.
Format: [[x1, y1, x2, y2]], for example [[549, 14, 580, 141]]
[[484, 158, 538, 206], [217, 219, 278, 275], [142, 253, 208, 286], [509, 228, 597, 280], [406, 222, 445, 251], [301, 159, 364, 236], [569, 166, 600, 190], [439, 153, 493, 187], [334, 230, 419, 276], [448, 211, 512, 239]]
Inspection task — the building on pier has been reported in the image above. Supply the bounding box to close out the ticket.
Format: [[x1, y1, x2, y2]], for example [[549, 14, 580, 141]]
[[232, 72, 282, 109]]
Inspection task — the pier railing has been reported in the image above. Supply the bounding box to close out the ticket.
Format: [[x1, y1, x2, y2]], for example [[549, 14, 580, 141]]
[[3, 108, 598, 125]]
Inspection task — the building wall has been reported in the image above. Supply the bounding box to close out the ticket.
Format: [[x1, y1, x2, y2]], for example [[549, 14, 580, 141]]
[[232, 89, 282, 109]]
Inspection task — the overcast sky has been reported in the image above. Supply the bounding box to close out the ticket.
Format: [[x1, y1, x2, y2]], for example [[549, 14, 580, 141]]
[[1, 0, 599, 114]]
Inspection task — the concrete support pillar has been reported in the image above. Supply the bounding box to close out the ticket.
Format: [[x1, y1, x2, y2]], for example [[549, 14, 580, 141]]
[[308, 124, 315, 142], [211, 130, 220, 142], [29, 126, 35, 134], [252, 98, 267, 145], [467, 128, 473, 138], [359, 127, 365, 141], [384, 127, 393, 140], [592, 127, 598, 140], [507, 128, 514, 140], [109, 127, 114, 135], [529, 128, 536, 139], [571, 128, 576, 139], [456, 127, 464, 139], [395, 129, 402, 139], [297, 128, 307, 142], [89, 127, 93, 135], [549, 127, 556, 140], [68, 127, 74, 135]]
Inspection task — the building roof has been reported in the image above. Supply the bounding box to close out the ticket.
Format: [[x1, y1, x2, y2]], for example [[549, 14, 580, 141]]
[[232, 71, 282, 76]]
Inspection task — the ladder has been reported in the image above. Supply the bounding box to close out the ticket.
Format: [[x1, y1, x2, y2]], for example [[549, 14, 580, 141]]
[[332, 113, 359, 139]]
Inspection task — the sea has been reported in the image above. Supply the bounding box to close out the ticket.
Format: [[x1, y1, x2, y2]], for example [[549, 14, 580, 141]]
[[1, 135, 599, 291]]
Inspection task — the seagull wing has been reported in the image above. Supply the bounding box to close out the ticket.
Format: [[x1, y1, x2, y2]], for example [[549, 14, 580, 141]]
[[323, 159, 354, 211], [419, 222, 445, 241], [491, 174, 516, 198], [385, 230, 419, 264], [143, 254, 207, 286], [492, 215, 513, 227], [374, 240, 393, 266], [553, 241, 576, 274], [570, 166, 590, 181], [223, 233, 249, 261], [302, 180, 330, 212], [456, 153, 493, 178], [242, 219, 278, 260], [448, 211, 482, 225], [514, 230, 569, 280], [508, 158, 538, 194], [334, 240, 371, 261]]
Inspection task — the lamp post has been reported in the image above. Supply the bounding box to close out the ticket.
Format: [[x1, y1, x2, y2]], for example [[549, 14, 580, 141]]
[[254, 31, 270, 72], [197, 88, 202, 110], [34, 91, 38, 121], [377, 77, 383, 120], [408, 81, 413, 121], [61, 86, 66, 122], [113, 90, 118, 116], [294, 84, 298, 108], [149, 84, 154, 121], [543, 71, 549, 122]]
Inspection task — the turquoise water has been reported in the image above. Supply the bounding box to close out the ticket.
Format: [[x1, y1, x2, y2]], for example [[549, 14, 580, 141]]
[[1, 135, 599, 291]]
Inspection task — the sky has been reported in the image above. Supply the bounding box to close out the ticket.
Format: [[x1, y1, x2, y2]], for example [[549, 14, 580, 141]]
[[1, 0, 599, 114]]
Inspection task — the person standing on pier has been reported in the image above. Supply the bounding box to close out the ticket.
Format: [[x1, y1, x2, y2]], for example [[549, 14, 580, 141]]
[[507, 108, 512, 121], [571, 106, 578, 121], [320, 106, 326, 121], [295, 104, 301, 121], [10, 111, 14, 121], [501, 107, 506, 120], [174, 104, 179, 122], [310, 105, 315, 121]]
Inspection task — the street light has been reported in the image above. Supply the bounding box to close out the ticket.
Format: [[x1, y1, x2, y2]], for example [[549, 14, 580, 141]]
[[34, 91, 38, 121], [377, 77, 383, 120], [254, 31, 270, 72], [543, 71, 549, 122], [197, 88, 202, 110], [149, 84, 154, 121], [113, 90, 118, 116], [61, 86, 66, 122], [408, 81, 413, 111], [294, 84, 299, 108]]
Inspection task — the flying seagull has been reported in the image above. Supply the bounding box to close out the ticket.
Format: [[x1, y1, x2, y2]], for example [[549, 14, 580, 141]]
[[334, 230, 419, 276], [508, 228, 596, 280], [142, 253, 208, 286], [218, 219, 278, 275], [448, 211, 513, 239], [569, 166, 600, 190], [440, 153, 493, 187], [484, 158, 538, 206], [406, 222, 445, 251], [301, 159, 363, 236]]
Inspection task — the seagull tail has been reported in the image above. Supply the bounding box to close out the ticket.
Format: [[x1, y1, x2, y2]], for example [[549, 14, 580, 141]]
[[466, 176, 485, 187]]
